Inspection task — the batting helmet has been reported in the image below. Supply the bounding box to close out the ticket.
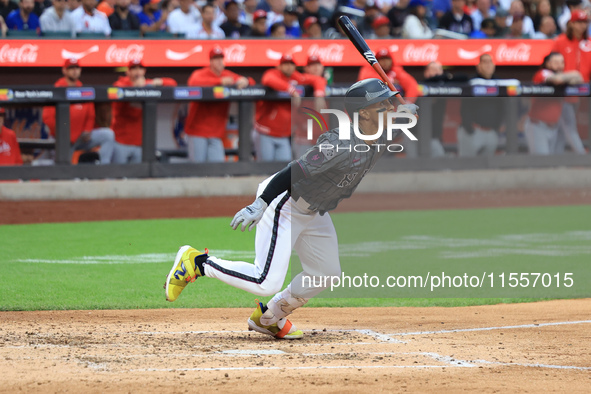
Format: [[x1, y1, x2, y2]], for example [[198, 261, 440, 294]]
[[344, 78, 398, 116]]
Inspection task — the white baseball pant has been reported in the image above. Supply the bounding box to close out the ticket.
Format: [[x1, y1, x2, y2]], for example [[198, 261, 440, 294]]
[[203, 176, 341, 315]]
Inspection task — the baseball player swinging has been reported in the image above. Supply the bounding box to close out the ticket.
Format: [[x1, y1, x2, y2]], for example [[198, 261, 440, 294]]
[[164, 79, 419, 339]]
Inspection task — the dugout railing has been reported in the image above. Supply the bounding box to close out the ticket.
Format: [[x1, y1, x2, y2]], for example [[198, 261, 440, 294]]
[[1, 83, 591, 180]]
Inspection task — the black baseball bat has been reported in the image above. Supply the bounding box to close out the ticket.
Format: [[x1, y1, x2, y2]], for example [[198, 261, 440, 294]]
[[337, 15, 407, 105]]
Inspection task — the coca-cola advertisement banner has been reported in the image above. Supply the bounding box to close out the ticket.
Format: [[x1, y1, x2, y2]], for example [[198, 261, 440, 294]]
[[0, 39, 551, 67]]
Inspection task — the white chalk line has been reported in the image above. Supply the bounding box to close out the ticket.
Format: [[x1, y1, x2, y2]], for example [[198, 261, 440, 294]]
[[128, 365, 459, 372], [11, 230, 591, 264], [386, 320, 591, 336]]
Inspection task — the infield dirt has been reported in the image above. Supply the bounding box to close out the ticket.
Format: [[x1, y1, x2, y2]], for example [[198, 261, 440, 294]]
[[1, 189, 590, 392]]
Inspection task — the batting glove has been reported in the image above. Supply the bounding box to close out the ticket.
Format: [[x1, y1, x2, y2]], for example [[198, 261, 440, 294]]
[[230, 197, 268, 232], [397, 103, 419, 115]]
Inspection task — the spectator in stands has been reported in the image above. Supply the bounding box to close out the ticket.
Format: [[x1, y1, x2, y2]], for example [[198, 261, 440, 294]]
[[1, 0, 18, 21], [470, 0, 494, 31], [254, 53, 326, 162], [494, 7, 509, 36], [220, 0, 250, 38], [185, 47, 251, 163], [269, 20, 285, 37], [39, 0, 75, 35], [439, 0, 474, 36], [370, 15, 392, 38], [525, 52, 583, 155], [299, 0, 331, 31], [283, 5, 300, 37], [0, 15, 6, 36], [69, 0, 81, 11], [42, 59, 115, 164], [505, 12, 528, 38], [72, 0, 111, 35], [5, 0, 40, 33], [431, 0, 450, 22], [248, 9, 267, 36], [210, 0, 226, 27], [358, 47, 419, 101], [109, 0, 140, 31], [0, 108, 23, 166], [552, 9, 589, 155], [265, 0, 285, 28], [532, 0, 554, 32], [111, 59, 177, 164], [506, 0, 535, 37], [358, 3, 380, 37], [33, 0, 49, 18], [458, 54, 503, 157], [532, 15, 556, 38], [138, 0, 168, 35], [402, 0, 433, 38], [470, 17, 497, 38], [167, 0, 201, 37], [302, 15, 321, 37], [243, 0, 257, 25], [557, 0, 581, 33], [96, 0, 114, 16], [188, 2, 224, 38], [386, 0, 408, 37]]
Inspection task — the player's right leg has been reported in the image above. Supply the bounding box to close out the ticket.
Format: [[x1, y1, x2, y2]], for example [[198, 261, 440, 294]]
[[203, 192, 298, 296]]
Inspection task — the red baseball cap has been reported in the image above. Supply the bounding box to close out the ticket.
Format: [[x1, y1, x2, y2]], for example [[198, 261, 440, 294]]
[[128, 59, 145, 68], [307, 54, 322, 66], [280, 53, 296, 65], [375, 48, 392, 60], [64, 58, 80, 68], [253, 10, 267, 21], [209, 46, 224, 59], [571, 9, 589, 22], [303, 16, 320, 30], [372, 15, 390, 29]]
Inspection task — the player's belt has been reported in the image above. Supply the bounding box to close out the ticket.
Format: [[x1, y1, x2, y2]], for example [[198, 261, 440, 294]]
[[291, 195, 314, 214]]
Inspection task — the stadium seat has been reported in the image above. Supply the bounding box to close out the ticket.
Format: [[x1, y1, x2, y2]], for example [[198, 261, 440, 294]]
[[6, 30, 39, 38], [143, 31, 185, 39], [76, 32, 108, 39], [111, 30, 141, 38], [42, 31, 74, 38]]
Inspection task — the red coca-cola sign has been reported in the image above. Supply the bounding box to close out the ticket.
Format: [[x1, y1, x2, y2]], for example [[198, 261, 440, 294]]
[[495, 43, 531, 63], [224, 44, 246, 63], [0, 43, 38, 63], [402, 43, 439, 64], [307, 43, 345, 63], [0, 39, 553, 67], [105, 44, 145, 64]]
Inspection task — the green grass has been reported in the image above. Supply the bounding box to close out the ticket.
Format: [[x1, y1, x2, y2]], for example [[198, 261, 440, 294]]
[[0, 205, 589, 311]]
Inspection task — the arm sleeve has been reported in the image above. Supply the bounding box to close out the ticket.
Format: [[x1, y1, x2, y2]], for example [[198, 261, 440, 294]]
[[396, 68, 420, 103], [259, 162, 305, 205], [83, 103, 96, 132], [262, 70, 295, 93], [294, 72, 326, 97]]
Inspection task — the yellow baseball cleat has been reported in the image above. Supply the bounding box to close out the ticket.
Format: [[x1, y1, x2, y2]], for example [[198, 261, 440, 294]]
[[247, 300, 303, 339], [164, 245, 208, 302]]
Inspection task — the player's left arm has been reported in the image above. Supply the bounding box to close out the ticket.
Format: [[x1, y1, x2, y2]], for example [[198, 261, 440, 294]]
[[230, 163, 305, 232], [294, 72, 326, 97]]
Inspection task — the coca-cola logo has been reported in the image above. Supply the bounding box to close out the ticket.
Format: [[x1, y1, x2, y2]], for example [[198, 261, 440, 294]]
[[105, 44, 144, 64], [224, 44, 246, 63], [402, 43, 439, 63], [0, 44, 38, 63], [307, 44, 345, 63], [496, 43, 531, 63]]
